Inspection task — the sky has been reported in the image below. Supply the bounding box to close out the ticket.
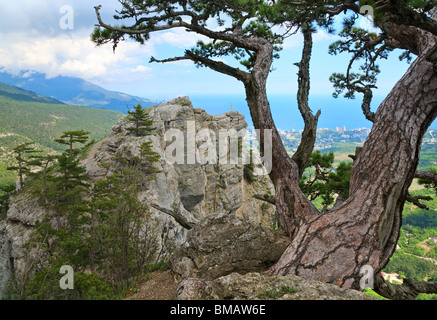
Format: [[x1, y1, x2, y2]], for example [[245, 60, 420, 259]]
[[0, 0, 413, 103]]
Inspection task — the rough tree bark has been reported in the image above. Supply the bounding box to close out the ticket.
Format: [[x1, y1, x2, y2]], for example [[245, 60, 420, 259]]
[[264, 5, 437, 296], [269, 51, 437, 289], [291, 24, 321, 177]]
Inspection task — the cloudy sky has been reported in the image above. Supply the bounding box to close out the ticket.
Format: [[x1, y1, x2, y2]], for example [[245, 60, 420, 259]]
[[0, 0, 412, 102]]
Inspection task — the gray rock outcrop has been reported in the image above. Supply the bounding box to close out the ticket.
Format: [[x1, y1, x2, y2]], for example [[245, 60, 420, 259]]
[[168, 213, 290, 280], [0, 194, 52, 297], [176, 272, 378, 300], [87, 96, 275, 222]]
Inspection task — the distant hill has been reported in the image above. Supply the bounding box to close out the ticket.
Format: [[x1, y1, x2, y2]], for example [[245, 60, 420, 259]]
[[0, 83, 124, 151], [0, 82, 64, 105], [0, 82, 124, 186], [0, 69, 156, 113]]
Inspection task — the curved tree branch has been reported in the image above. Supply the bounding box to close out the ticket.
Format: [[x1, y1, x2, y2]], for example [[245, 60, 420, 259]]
[[406, 193, 433, 210], [375, 272, 437, 300], [415, 170, 437, 184], [292, 24, 321, 177], [356, 86, 375, 122], [253, 194, 276, 205], [94, 5, 191, 34], [94, 3, 263, 52], [184, 50, 250, 83], [375, 3, 437, 40], [151, 203, 198, 230], [150, 48, 251, 84], [150, 55, 191, 64]]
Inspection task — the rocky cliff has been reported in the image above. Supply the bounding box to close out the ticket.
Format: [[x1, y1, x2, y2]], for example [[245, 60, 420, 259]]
[[0, 97, 276, 297], [84, 96, 276, 237]]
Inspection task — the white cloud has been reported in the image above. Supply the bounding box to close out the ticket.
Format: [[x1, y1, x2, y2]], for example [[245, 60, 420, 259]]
[[358, 16, 381, 34], [313, 29, 340, 43], [151, 28, 209, 48], [131, 65, 153, 73], [0, 0, 161, 85], [0, 30, 155, 82], [282, 33, 303, 49]]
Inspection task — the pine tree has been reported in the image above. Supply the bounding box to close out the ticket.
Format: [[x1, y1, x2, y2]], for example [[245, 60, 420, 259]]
[[126, 104, 155, 137], [89, 168, 159, 290], [48, 132, 91, 269], [139, 141, 162, 177], [54, 130, 90, 156], [49, 131, 90, 208], [51, 151, 89, 206], [300, 151, 352, 210], [30, 154, 59, 204], [7, 142, 41, 189]]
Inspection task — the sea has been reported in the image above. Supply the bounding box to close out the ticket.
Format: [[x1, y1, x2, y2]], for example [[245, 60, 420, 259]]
[[188, 94, 437, 131]]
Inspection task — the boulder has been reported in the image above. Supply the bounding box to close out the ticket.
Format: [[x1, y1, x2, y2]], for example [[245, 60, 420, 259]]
[[176, 272, 378, 300], [168, 213, 290, 280]]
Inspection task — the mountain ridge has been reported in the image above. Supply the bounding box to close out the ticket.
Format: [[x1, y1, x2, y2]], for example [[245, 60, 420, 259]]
[[0, 82, 124, 187], [0, 81, 64, 105], [0, 69, 156, 113]]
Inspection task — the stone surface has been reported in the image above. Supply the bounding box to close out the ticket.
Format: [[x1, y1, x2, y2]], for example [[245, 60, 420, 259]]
[[168, 213, 290, 280], [84, 96, 276, 241], [176, 272, 378, 300], [0, 194, 53, 297]]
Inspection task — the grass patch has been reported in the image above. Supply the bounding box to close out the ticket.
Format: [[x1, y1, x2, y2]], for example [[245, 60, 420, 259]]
[[146, 261, 167, 273], [257, 284, 299, 299], [363, 288, 388, 300]]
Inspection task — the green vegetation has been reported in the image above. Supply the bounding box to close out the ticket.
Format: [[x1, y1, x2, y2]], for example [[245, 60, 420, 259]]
[[321, 142, 360, 157], [383, 188, 437, 301], [416, 293, 437, 300], [300, 151, 352, 210], [54, 130, 90, 156], [418, 145, 437, 171], [126, 104, 156, 137], [7, 142, 41, 189], [0, 162, 19, 189], [0, 94, 122, 152], [243, 149, 257, 183], [257, 284, 299, 299], [244, 162, 256, 183], [0, 183, 15, 219], [384, 252, 437, 282], [16, 261, 114, 300], [0, 81, 63, 104], [4, 120, 169, 299], [362, 288, 388, 300], [0, 90, 122, 194], [90, 167, 161, 292]]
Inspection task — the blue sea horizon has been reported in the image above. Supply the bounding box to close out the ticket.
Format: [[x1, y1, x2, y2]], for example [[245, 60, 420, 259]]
[[188, 94, 437, 131]]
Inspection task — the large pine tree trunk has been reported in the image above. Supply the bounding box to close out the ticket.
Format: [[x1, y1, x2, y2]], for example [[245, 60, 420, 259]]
[[268, 53, 437, 289], [243, 33, 437, 290]]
